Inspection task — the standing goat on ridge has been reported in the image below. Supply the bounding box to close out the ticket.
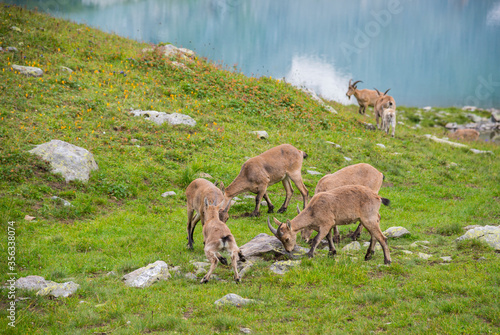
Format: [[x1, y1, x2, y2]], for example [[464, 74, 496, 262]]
[[222, 144, 309, 217], [185, 178, 230, 249], [374, 88, 396, 130], [201, 198, 245, 283], [300, 163, 384, 244], [346, 79, 380, 115], [268, 185, 392, 265]]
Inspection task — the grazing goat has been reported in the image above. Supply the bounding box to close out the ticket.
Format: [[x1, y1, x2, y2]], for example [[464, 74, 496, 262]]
[[223, 144, 309, 217], [268, 185, 391, 265], [381, 108, 397, 137], [301, 163, 384, 243], [374, 88, 396, 130], [346, 79, 380, 115], [185, 178, 230, 249], [448, 129, 479, 141], [201, 198, 245, 283]]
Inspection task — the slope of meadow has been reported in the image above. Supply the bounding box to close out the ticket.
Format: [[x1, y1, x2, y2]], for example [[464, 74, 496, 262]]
[[1, 5, 499, 334]]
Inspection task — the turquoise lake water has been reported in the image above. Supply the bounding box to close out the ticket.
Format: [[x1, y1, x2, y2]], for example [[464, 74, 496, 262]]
[[4, 0, 500, 108]]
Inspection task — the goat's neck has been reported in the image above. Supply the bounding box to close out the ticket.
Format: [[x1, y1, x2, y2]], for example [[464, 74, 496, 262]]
[[291, 212, 315, 233], [223, 180, 247, 200]]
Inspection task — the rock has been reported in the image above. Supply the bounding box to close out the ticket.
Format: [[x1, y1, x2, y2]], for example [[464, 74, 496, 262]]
[[401, 250, 413, 255], [376, 143, 386, 149], [423, 134, 468, 148], [12, 64, 43, 77], [470, 149, 494, 155], [466, 113, 482, 123], [383, 227, 410, 238], [239, 233, 307, 258], [11, 26, 22, 32], [190, 261, 210, 269], [7, 46, 18, 52], [130, 110, 196, 127], [169, 266, 182, 277], [344, 157, 352, 162], [161, 191, 176, 197], [122, 261, 171, 288], [440, 256, 452, 262], [240, 327, 252, 334], [184, 273, 198, 280], [28, 140, 98, 183], [409, 241, 430, 249], [363, 241, 382, 251], [130, 139, 139, 143], [456, 225, 500, 251], [214, 293, 256, 307], [155, 44, 195, 57], [15, 276, 56, 291], [307, 170, 322, 175], [418, 252, 432, 260], [237, 257, 257, 278], [269, 260, 301, 275], [491, 111, 500, 123], [51, 196, 73, 207], [24, 215, 35, 221], [249, 131, 269, 139], [60, 66, 74, 73], [342, 241, 361, 252], [362, 122, 376, 130], [326, 141, 341, 148], [422, 106, 432, 111], [36, 281, 79, 298]]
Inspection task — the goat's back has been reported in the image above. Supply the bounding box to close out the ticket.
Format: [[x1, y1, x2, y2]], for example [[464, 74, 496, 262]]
[[315, 163, 383, 194], [186, 178, 224, 207]]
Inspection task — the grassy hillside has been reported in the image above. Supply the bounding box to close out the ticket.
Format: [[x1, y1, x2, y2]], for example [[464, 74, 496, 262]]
[[1, 5, 499, 334]]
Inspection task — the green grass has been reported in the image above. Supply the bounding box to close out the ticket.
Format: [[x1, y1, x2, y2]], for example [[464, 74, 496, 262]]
[[1, 5, 500, 334]]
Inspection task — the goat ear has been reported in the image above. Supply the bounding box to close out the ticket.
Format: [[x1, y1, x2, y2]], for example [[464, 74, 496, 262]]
[[296, 203, 301, 214], [214, 180, 219, 187], [219, 181, 225, 193], [204, 197, 209, 207], [286, 220, 292, 230]]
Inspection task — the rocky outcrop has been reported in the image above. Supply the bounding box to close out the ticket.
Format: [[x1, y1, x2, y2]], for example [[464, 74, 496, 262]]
[[122, 261, 171, 288], [456, 225, 500, 251], [239, 233, 308, 258], [28, 140, 98, 183], [15, 276, 79, 298], [12, 64, 43, 77], [130, 110, 196, 127]]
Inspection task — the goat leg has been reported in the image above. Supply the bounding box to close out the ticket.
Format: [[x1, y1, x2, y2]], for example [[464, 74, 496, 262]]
[[262, 192, 275, 213], [326, 229, 337, 256]]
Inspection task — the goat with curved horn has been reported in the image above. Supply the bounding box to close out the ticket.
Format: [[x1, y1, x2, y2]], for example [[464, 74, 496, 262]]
[[346, 80, 379, 115]]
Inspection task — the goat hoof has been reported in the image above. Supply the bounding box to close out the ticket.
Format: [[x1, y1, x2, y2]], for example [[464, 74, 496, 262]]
[[328, 251, 337, 257], [200, 278, 209, 284], [307, 252, 314, 259], [267, 207, 274, 213], [333, 237, 340, 244], [219, 257, 228, 266], [250, 212, 260, 217], [277, 207, 287, 214], [235, 278, 241, 284]]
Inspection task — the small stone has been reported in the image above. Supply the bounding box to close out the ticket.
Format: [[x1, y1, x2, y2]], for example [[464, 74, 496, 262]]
[[161, 191, 176, 197], [269, 260, 301, 275], [307, 170, 322, 175], [12, 64, 43, 77], [122, 261, 171, 288], [24, 215, 36, 221], [470, 149, 494, 155], [477, 257, 487, 262], [440, 256, 452, 262], [376, 143, 386, 149], [423, 106, 432, 111], [344, 157, 352, 162], [190, 261, 210, 269], [184, 273, 198, 280], [36, 281, 80, 298], [60, 66, 74, 73], [11, 26, 22, 32], [130, 138, 139, 143], [7, 46, 18, 52], [240, 327, 252, 334], [249, 131, 269, 139], [418, 253, 432, 260], [326, 141, 341, 148], [214, 293, 256, 307], [195, 267, 207, 276], [342, 241, 361, 252], [51, 196, 73, 207], [401, 250, 413, 255], [383, 227, 410, 238]]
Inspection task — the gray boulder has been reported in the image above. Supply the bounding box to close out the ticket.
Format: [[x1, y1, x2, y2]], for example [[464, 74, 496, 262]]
[[214, 293, 256, 307], [122, 260, 171, 288], [342, 241, 361, 252], [249, 131, 269, 139], [15, 276, 56, 291], [12, 64, 43, 77], [383, 226, 410, 238], [36, 281, 79, 298], [239, 233, 307, 258], [456, 225, 500, 251], [269, 260, 301, 275], [28, 140, 98, 183], [130, 110, 196, 127]]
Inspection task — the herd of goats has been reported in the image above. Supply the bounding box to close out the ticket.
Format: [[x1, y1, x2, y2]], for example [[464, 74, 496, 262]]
[[186, 143, 392, 284], [184, 79, 398, 283]]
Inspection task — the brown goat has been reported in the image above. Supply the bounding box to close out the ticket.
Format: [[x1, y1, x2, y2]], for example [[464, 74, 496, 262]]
[[374, 88, 396, 130], [201, 198, 245, 283], [346, 79, 380, 115], [448, 129, 480, 141], [268, 185, 391, 265], [185, 178, 230, 249], [223, 144, 309, 217], [301, 163, 384, 243]]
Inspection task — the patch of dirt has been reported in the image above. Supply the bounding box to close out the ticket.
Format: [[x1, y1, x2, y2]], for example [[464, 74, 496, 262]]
[[466, 184, 480, 189], [382, 182, 394, 188], [183, 307, 193, 319]]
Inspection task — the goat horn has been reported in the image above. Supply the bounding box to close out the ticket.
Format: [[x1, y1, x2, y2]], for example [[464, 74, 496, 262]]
[[222, 199, 231, 212], [352, 80, 362, 87], [267, 217, 278, 236], [348, 79, 352, 86], [374, 88, 381, 96], [296, 203, 301, 214], [384, 88, 391, 95]]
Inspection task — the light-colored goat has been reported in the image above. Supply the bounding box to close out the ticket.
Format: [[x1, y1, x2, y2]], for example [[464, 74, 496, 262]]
[[223, 144, 309, 217], [185, 178, 230, 249], [268, 185, 391, 265], [448, 129, 479, 141], [201, 198, 245, 283], [374, 88, 396, 130], [346, 79, 380, 115], [381, 107, 397, 137], [301, 163, 384, 243]]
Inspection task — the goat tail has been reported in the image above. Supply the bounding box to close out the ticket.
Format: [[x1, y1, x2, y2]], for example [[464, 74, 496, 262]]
[[381, 198, 390, 206], [302, 151, 309, 159]]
